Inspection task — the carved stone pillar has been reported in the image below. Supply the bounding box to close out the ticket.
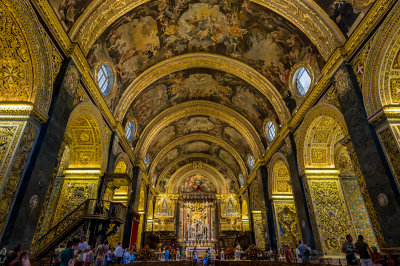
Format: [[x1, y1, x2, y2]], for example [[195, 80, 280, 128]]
[[122, 165, 140, 248], [284, 134, 317, 249], [375, 123, 400, 191], [333, 63, 400, 247], [2, 60, 80, 248], [259, 165, 276, 250]]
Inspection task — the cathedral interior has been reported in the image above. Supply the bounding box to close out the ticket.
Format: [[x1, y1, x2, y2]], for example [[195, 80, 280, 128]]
[[1, 0, 400, 262]]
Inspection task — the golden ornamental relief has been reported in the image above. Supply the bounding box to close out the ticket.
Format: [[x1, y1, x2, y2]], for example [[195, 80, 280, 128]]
[[390, 78, 400, 103], [0, 123, 38, 233], [274, 203, 301, 249], [393, 49, 400, 69], [308, 180, 353, 254], [0, 126, 17, 170], [379, 127, 400, 184], [0, 2, 32, 102], [272, 160, 292, 194]]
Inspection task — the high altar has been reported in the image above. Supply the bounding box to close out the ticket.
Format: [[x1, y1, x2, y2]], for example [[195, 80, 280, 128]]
[[144, 173, 256, 251]]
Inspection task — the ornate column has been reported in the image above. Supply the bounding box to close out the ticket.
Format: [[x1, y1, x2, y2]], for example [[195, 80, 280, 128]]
[[1, 60, 80, 248], [333, 63, 400, 248], [284, 134, 317, 249], [259, 165, 276, 250], [122, 166, 140, 248], [303, 169, 355, 256]]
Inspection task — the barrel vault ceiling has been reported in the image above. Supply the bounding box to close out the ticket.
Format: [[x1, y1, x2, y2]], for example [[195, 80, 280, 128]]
[[49, 0, 376, 193]]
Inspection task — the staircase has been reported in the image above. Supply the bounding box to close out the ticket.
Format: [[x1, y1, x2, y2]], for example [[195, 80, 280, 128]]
[[31, 199, 126, 258]]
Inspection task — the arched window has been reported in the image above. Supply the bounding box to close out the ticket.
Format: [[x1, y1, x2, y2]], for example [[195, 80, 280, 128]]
[[293, 66, 312, 96], [248, 155, 255, 170], [227, 200, 234, 215], [265, 121, 276, 142], [161, 199, 168, 215], [144, 155, 150, 167], [239, 174, 244, 187], [97, 64, 113, 95], [125, 121, 135, 141]]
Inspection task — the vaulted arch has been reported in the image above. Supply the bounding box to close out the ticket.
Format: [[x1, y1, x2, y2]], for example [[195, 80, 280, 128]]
[[115, 54, 290, 124], [135, 101, 264, 159]]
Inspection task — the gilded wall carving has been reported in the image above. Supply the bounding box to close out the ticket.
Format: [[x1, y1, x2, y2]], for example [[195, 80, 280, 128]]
[[308, 180, 353, 254], [52, 180, 98, 226], [0, 123, 23, 183], [379, 127, 400, 185], [274, 203, 300, 249], [272, 160, 292, 194], [0, 2, 32, 102], [0, 122, 38, 233], [252, 212, 266, 249], [341, 179, 378, 248]]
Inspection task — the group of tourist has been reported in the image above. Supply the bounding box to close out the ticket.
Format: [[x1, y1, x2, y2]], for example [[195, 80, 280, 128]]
[[52, 238, 135, 266], [0, 245, 31, 266], [342, 234, 400, 266]]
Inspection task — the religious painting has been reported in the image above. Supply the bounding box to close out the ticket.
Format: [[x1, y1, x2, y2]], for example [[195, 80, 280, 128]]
[[146, 114, 252, 160], [179, 174, 217, 193], [126, 69, 277, 147], [155, 156, 239, 194], [153, 139, 242, 183], [314, 0, 375, 37], [88, 0, 324, 113], [49, 0, 91, 31]]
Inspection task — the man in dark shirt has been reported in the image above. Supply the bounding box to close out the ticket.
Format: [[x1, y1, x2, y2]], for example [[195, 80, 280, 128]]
[[342, 234, 358, 265], [355, 235, 373, 266], [60, 241, 75, 266]]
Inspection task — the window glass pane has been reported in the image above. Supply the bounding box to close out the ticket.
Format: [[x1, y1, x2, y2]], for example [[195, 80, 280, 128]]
[[295, 67, 311, 96], [97, 64, 112, 95]]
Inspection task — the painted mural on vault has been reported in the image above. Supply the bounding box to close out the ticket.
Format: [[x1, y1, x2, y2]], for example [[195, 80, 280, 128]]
[[314, 0, 375, 37], [153, 139, 242, 189], [49, 0, 91, 30], [179, 174, 217, 193], [87, 0, 325, 112], [145, 115, 252, 158], [126, 69, 277, 146], [155, 156, 239, 194]]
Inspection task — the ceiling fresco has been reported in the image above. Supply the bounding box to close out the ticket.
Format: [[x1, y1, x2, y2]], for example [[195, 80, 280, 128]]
[[314, 0, 375, 37], [179, 174, 217, 193], [87, 0, 325, 113], [155, 155, 240, 193], [153, 138, 242, 180], [144, 115, 252, 160], [125, 68, 276, 146], [49, 0, 91, 31]]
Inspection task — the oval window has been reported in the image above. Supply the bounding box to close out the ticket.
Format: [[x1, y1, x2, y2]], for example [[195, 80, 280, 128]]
[[293, 66, 312, 96], [265, 121, 276, 142], [126, 121, 136, 141], [97, 64, 113, 95]]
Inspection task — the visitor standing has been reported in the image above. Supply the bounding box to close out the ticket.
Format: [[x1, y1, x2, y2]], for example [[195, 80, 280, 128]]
[[78, 238, 88, 253], [355, 235, 373, 266], [4, 245, 23, 266], [95, 245, 105, 266], [295, 248, 302, 263], [342, 235, 358, 265], [114, 242, 123, 264], [297, 240, 311, 263], [60, 241, 75, 266], [21, 251, 30, 266], [371, 247, 383, 265], [193, 247, 198, 266], [165, 247, 170, 262], [207, 248, 212, 265], [284, 245, 294, 263]]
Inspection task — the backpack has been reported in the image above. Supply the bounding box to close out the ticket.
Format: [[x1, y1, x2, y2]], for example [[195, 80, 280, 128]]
[[304, 248, 310, 257]]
